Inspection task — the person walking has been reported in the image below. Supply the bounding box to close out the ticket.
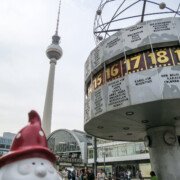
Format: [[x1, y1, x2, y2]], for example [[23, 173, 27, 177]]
[[127, 169, 131, 180], [86, 170, 90, 180], [136, 170, 140, 180], [124, 171, 128, 180], [59, 168, 68, 180], [120, 171, 124, 180], [150, 171, 159, 180], [80, 169, 87, 180], [58, 168, 64, 179], [72, 169, 76, 180], [97, 169, 106, 180], [139, 170, 142, 180], [89, 170, 95, 180], [107, 172, 112, 180]]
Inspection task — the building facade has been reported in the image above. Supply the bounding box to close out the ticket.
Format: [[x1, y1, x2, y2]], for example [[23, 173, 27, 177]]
[[88, 140, 151, 178], [0, 132, 15, 156], [47, 129, 92, 169], [47, 129, 151, 177]]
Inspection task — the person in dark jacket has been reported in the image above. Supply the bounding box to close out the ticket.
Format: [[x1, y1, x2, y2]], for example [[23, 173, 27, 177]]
[[150, 171, 159, 180], [80, 169, 87, 180], [88, 170, 95, 180], [72, 169, 76, 180], [108, 173, 112, 180]]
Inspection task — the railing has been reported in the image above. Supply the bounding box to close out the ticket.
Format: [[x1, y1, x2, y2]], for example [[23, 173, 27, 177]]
[[114, 177, 151, 180]]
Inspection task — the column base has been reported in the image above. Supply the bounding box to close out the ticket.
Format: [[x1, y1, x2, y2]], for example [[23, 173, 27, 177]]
[[147, 126, 180, 180]]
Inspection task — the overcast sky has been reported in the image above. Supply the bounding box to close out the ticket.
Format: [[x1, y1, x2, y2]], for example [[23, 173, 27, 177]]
[[0, 0, 100, 136], [0, 0, 178, 137]]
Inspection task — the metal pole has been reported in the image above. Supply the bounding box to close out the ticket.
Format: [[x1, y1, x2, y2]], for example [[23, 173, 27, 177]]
[[103, 152, 105, 171], [141, 0, 147, 22], [93, 137, 97, 176], [174, 3, 180, 17]]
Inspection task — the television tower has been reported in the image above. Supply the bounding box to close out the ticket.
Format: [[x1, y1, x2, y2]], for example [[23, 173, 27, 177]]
[[42, 0, 63, 136]]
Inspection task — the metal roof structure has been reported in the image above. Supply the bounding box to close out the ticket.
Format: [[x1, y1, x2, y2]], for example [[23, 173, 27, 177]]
[[94, 0, 180, 44]]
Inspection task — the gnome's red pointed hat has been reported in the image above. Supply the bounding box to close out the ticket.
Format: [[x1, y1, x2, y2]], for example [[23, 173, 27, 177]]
[[0, 110, 56, 168]]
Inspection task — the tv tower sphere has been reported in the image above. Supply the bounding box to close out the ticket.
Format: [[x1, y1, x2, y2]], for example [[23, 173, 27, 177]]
[[46, 35, 63, 60]]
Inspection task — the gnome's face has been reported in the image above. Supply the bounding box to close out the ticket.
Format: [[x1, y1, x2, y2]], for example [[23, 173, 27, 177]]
[[0, 158, 61, 180]]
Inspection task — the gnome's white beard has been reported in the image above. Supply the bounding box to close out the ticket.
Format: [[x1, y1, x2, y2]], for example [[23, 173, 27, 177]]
[[0, 158, 62, 180]]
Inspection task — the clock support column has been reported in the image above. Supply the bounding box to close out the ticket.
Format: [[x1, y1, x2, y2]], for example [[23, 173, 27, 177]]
[[147, 126, 180, 180]]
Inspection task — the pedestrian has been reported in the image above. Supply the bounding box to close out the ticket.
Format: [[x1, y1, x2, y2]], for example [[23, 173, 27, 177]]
[[72, 169, 76, 180], [58, 168, 63, 179], [68, 170, 73, 180], [127, 169, 131, 180], [120, 171, 124, 180], [124, 171, 128, 180], [86, 169, 90, 180], [60, 168, 68, 180], [150, 171, 159, 180], [97, 169, 106, 180], [89, 170, 95, 180], [136, 170, 139, 180], [80, 169, 87, 180], [139, 170, 142, 180], [112, 171, 115, 180], [74, 169, 78, 180], [108, 172, 112, 180], [79, 170, 83, 180]]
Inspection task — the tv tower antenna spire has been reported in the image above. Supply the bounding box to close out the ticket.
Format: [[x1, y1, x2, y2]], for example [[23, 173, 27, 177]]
[[55, 0, 61, 35], [42, 0, 63, 136]]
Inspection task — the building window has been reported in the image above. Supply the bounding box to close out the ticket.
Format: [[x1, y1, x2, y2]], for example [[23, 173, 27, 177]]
[[112, 146, 118, 157], [104, 147, 113, 157], [97, 148, 102, 158], [118, 144, 127, 156], [126, 143, 135, 155], [88, 149, 94, 159], [135, 143, 146, 154], [0, 144, 5, 148], [5, 145, 10, 149]]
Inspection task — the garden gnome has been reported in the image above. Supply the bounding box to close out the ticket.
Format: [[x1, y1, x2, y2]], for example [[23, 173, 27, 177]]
[[0, 110, 61, 180]]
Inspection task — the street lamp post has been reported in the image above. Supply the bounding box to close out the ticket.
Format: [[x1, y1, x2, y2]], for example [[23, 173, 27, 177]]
[[93, 137, 97, 176], [101, 146, 106, 172], [103, 152, 105, 171]]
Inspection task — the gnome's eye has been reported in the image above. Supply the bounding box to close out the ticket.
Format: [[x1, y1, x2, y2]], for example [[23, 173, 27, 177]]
[[32, 162, 36, 165], [41, 162, 44, 165]]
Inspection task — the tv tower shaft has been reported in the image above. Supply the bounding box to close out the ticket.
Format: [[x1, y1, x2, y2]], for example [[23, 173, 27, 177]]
[[42, 0, 63, 136]]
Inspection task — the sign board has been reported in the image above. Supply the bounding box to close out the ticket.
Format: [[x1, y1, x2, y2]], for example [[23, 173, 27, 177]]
[[148, 17, 178, 47], [84, 55, 91, 80], [91, 86, 106, 118], [175, 18, 180, 43], [128, 69, 162, 105], [107, 77, 130, 111], [91, 43, 104, 71], [123, 22, 150, 54], [59, 158, 82, 163], [159, 65, 180, 99], [84, 96, 91, 123], [103, 31, 124, 62]]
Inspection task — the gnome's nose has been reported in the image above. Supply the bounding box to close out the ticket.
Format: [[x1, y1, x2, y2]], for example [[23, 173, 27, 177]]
[[35, 165, 47, 177]]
